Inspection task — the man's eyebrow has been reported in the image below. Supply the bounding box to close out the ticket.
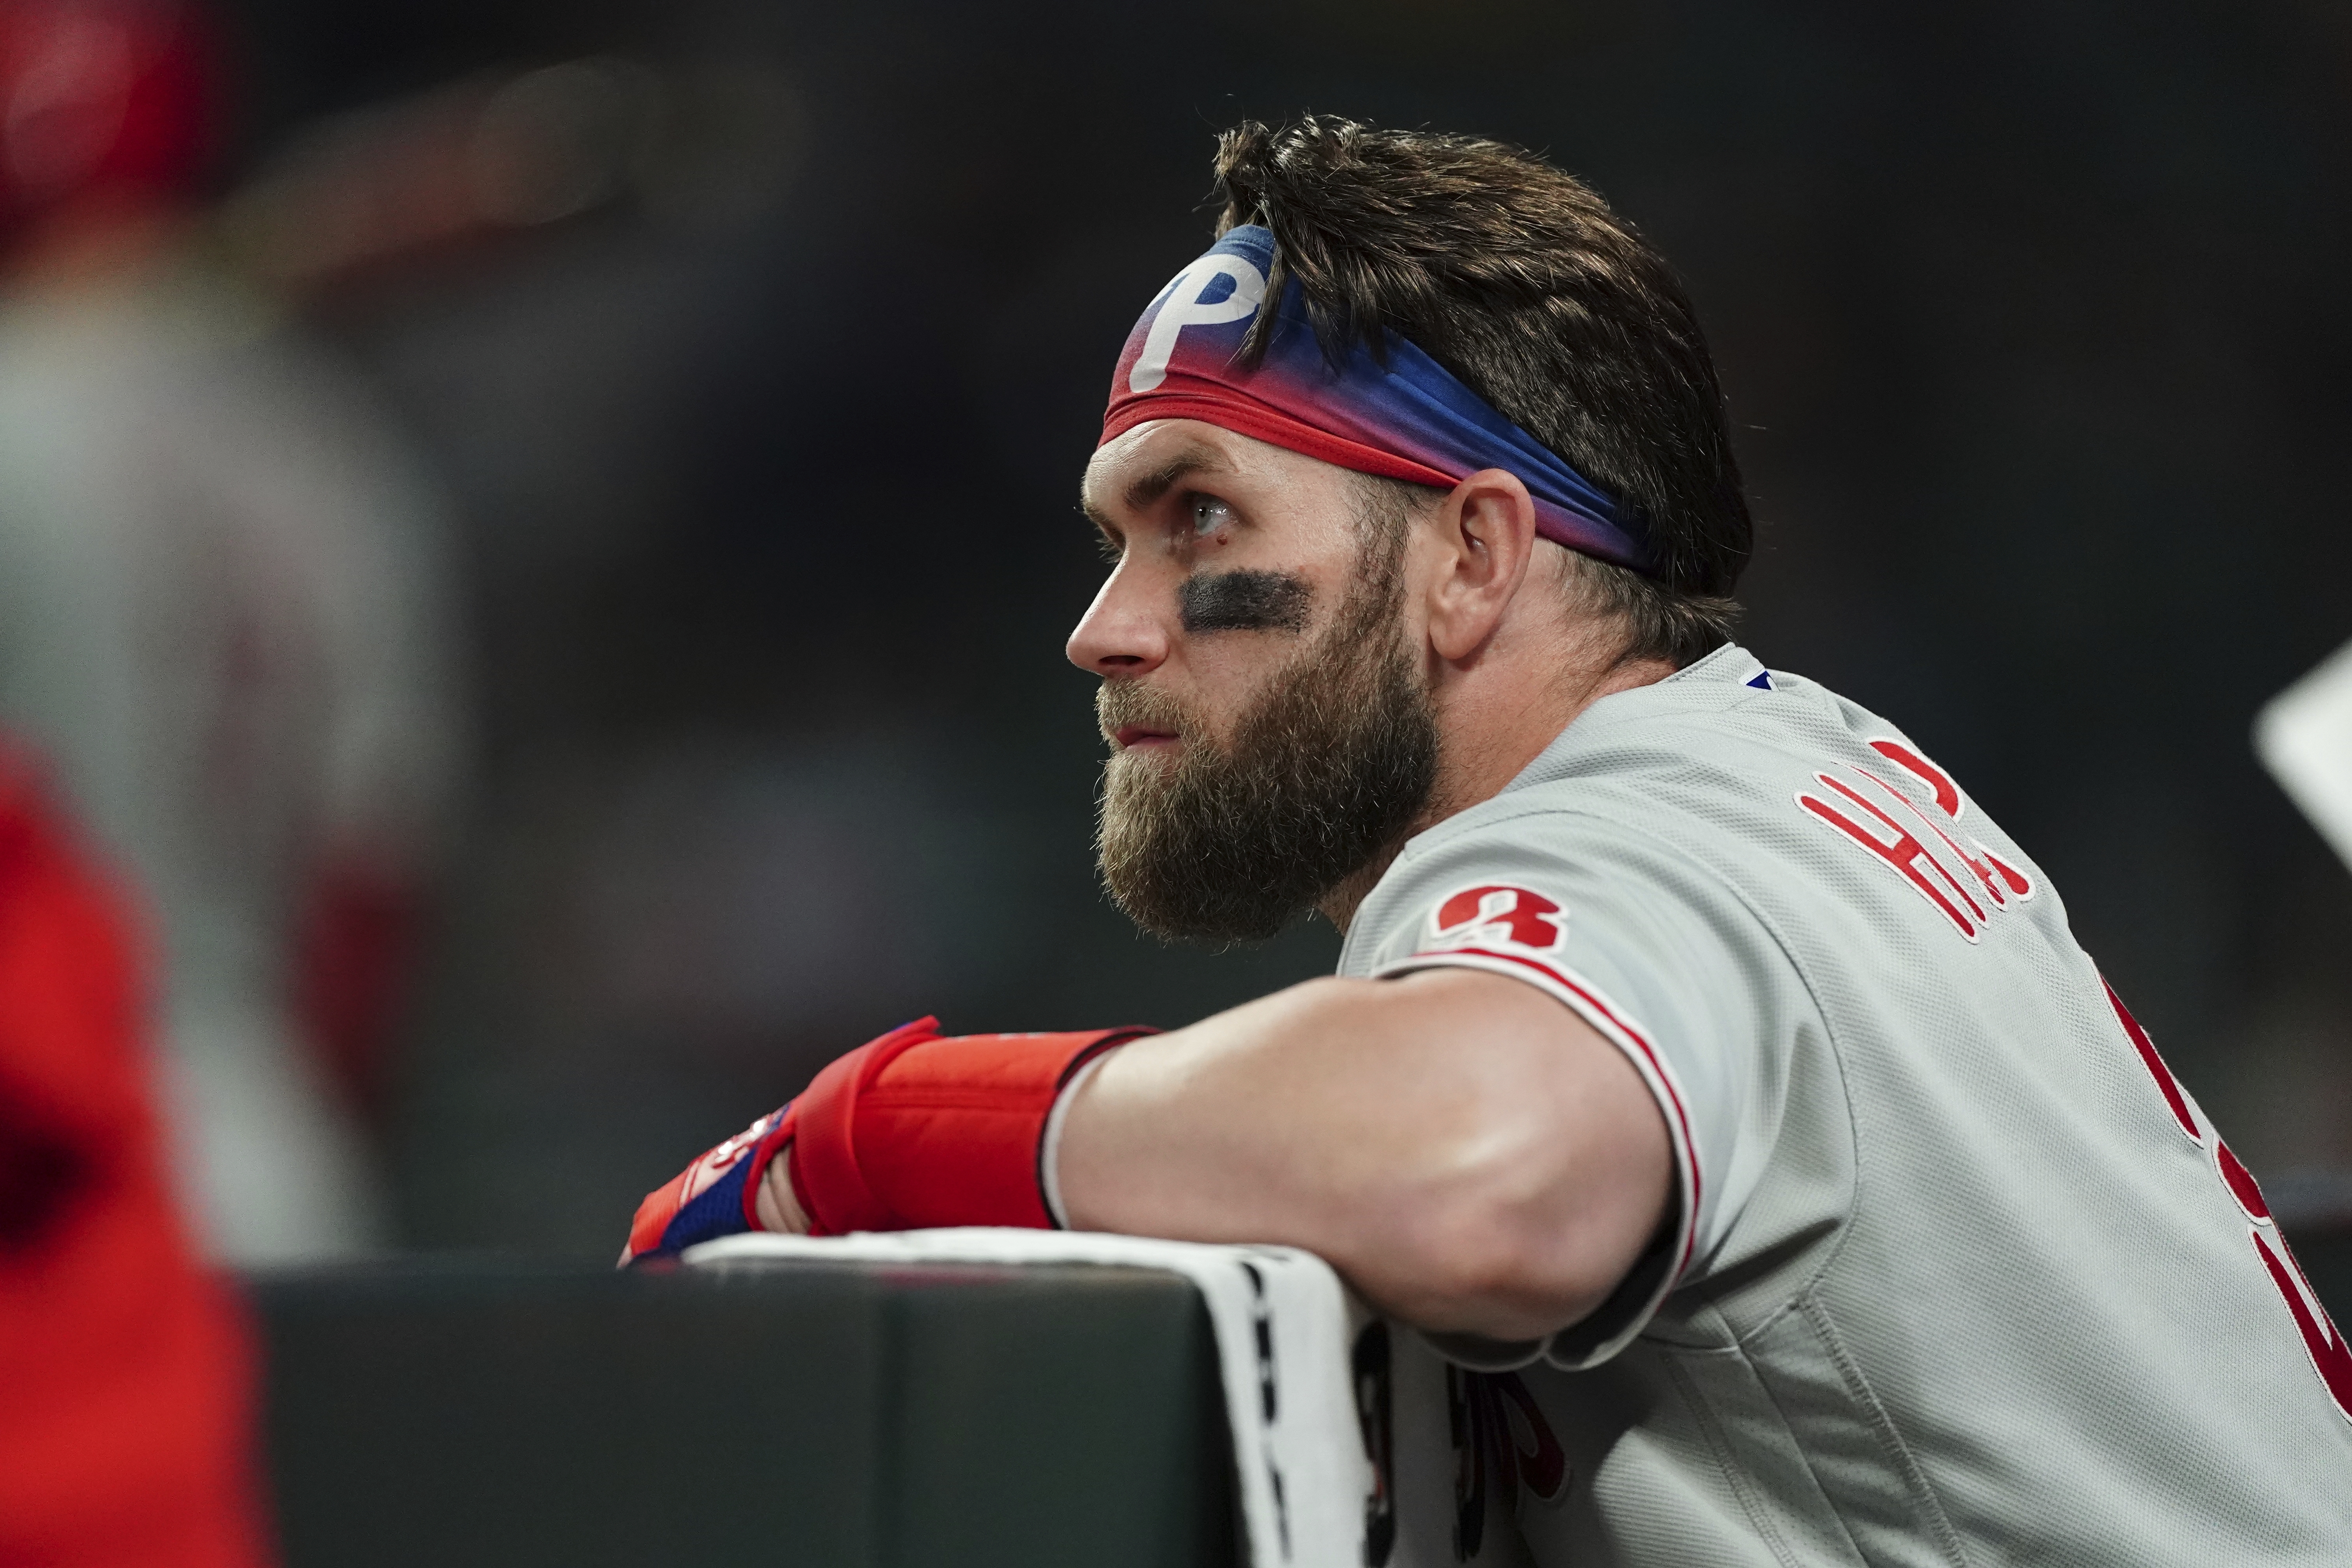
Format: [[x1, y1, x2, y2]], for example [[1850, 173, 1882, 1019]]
[[1080, 444, 1234, 534], [1124, 446, 1230, 512]]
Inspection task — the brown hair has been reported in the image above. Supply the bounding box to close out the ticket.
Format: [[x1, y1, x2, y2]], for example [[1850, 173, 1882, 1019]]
[[1213, 116, 1750, 665]]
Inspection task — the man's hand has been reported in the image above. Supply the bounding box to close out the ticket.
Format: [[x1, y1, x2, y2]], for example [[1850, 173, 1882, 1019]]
[[619, 1104, 795, 1264], [1055, 967, 1675, 1343], [624, 1018, 1152, 1258]]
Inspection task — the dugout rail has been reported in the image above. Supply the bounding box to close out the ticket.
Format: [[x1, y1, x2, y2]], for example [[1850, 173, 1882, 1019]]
[[252, 1256, 1240, 1568]]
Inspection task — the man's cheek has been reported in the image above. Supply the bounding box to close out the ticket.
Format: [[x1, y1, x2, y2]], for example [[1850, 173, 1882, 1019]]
[[1178, 568, 1313, 634]]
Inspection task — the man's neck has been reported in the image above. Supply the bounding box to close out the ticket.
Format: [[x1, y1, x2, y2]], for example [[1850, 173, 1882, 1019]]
[[1317, 643, 1677, 935]]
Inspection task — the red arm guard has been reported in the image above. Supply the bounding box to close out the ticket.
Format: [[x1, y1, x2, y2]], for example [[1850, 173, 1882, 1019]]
[[786, 1018, 1156, 1235]]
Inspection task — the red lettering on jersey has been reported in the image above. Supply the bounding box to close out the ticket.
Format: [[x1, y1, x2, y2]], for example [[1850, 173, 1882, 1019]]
[[1800, 743, 2035, 942], [1853, 768, 2015, 913], [2107, 976, 2352, 1423], [1449, 1367, 1570, 1553], [1859, 741, 2037, 906], [1869, 738, 1963, 818], [1493, 1373, 1569, 1503], [2104, 982, 2200, 1142], [2254, 1227, 2352, 1418], [1430, 885, 1566, 953], [1799, 774, 1984, 939], [1987, 852, 2032, 897], [2217, 1143, 2270, 1222]]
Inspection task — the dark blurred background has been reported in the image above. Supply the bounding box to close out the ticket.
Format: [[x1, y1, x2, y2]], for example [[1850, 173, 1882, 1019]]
[[187, 0, 2352, 1255]]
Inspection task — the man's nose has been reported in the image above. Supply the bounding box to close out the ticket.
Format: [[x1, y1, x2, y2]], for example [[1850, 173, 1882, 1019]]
[[1066, 561, 1171, 676]]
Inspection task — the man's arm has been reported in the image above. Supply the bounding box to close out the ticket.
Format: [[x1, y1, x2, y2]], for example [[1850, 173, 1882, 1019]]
[[753, 968, 1672, 1343], [1056, 968, 1672, 1341]]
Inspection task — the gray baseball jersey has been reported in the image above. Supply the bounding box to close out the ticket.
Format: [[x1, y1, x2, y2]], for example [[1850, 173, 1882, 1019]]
[[1339, 641, 2352, 1566]]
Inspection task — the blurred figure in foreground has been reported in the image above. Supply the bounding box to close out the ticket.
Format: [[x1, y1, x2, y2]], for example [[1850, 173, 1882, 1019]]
[[0, 753, 269, 1566], [0, 0, 461, 1261]]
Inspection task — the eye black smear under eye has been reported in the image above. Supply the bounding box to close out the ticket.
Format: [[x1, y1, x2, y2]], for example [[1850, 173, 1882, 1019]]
[[1180, 570, 1312, 635]]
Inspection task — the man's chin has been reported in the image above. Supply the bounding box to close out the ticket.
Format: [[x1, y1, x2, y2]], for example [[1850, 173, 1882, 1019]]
[[1104, 740, 1194, 801]]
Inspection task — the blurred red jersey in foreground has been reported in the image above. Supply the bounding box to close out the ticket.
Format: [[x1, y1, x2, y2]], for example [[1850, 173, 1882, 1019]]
[[0, 754, 268, 1567]]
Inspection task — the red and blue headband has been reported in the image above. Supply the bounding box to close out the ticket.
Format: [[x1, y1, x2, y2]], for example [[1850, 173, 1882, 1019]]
[[1100, 225, 1653, 573]]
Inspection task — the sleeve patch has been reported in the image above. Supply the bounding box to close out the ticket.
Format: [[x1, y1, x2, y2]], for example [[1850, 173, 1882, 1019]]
[[1425, 883, 1569, 957]]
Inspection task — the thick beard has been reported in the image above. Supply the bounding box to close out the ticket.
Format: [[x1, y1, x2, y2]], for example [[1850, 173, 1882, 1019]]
[[1094, 566, 1439, 944]]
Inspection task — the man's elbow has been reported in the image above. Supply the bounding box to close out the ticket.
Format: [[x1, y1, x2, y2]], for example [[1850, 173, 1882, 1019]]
[[1360, 1067, 1677, 1339], [1363, 1156, 1667, 1342]]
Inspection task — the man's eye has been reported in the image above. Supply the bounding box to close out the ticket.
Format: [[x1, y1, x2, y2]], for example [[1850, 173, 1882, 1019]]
[[1190, 496, 1236, 536]]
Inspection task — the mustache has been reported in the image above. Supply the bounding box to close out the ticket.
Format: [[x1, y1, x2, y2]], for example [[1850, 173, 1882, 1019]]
[[1096, 679, 1198, 744]]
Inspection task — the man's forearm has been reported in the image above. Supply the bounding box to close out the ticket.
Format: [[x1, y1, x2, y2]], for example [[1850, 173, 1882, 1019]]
[[1054, 968, 1673, 1341]]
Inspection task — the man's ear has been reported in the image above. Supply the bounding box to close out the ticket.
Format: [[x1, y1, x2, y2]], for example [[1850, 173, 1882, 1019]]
[[1425, 468, 1540, 662]]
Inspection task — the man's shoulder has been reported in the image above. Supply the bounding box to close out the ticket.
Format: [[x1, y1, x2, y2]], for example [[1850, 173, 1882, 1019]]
[[1413, 645, 1894, 860], [1338, 644, 2003, 969]]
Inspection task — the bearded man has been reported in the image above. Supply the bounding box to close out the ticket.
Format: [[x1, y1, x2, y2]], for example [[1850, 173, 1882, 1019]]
[[625, 119, 2352, 1564]]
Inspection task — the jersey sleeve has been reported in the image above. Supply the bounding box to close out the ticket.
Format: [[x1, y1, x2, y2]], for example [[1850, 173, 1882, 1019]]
[[1350, 806, 1794, 1370]]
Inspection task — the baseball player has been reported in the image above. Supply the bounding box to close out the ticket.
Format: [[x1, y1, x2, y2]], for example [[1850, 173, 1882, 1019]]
[[627, 118, 2352, 1562]]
